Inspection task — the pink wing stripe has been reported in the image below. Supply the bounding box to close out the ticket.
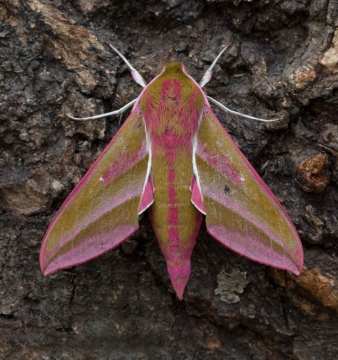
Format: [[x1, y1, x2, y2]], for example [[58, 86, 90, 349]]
[[196, 142, 242, 185], [43, 140, 148, 258], [197, 107, 301, 246], [138, 176, 154, 214], [201, 107, 287, 209], [102, 144, 147, 184], [190, 176, 206, 214], [42, 225, 137, 275], [43, 185, 145, 254], [199, 106, 302, 243], [208, 225, 301, 274], [199, 183, 298, 255], [196, 106, 303, 274], [41, 107, 149, 275], [55, 109, 146, 208]]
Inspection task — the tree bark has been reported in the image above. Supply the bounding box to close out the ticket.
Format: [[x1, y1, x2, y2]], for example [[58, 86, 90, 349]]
[[1, 0, 338, 358]]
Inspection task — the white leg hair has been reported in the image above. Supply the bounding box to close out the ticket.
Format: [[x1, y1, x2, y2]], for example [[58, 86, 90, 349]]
[[68, 44, 279, 123], [67, 98, 137, 121], [208, 96, 279, 122]]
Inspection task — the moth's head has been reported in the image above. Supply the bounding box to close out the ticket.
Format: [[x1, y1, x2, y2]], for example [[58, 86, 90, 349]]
[[161, 62, 191, 79], [164, 62, 183, 71]]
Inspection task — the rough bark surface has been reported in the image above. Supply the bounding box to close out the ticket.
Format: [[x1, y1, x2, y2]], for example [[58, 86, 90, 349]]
[[1, 0, 338, 358]]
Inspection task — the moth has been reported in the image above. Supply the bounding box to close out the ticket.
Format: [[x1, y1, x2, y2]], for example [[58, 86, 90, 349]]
[[40, 45, 303, 299]]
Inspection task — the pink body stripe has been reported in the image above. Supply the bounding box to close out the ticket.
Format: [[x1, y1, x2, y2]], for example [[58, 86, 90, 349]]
[[143, 72, 203, 298]]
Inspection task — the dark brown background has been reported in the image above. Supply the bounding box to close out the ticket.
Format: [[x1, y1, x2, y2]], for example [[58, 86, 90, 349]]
[[1, 0, 338, 358]]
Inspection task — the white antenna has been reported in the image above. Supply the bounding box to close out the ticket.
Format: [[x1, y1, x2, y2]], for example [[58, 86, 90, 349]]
[[67, 99, 137, 121], [199, 46, 229, 88], [109, 45, 147, 88], [208, 96, 280, 122]]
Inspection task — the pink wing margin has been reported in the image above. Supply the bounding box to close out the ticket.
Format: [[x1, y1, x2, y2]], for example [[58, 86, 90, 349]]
[[40, 107, 152, 275], [194, 105, 303, 274]]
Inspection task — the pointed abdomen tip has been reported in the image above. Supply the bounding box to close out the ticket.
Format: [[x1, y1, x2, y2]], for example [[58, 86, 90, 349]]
[[167, 263, 191, 301]]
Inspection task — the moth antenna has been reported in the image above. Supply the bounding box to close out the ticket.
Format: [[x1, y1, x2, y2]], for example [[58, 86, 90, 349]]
[[199, 45, 230, 88], [109, 44, 147, 88], [207, 96, 280, 122], [67, 98, 137, 121]]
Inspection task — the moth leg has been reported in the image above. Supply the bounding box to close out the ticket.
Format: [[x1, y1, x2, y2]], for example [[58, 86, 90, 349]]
[[109, 44, 147, 88], [67, 98, 137, 121], [207, 96, 280, 122]]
